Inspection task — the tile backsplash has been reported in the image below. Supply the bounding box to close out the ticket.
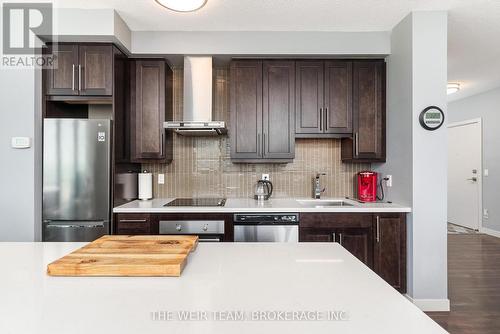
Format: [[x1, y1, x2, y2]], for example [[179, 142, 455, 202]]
[[142, 67, 370, 199]]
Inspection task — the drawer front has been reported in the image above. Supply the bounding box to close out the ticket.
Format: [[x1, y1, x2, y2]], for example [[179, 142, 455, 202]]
[[300, 213, 373, 229], [115, 214, 150, 235]]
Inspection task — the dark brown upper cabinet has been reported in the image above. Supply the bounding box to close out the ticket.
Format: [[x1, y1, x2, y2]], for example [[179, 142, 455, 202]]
[[230, 60, 295, 163], [130, 59, 173, 163], [262, 61, 295, 159], [78, 45, 113, 96], [342, 61, 386, 162], [45, 44, 113, 96], [295, 60, 352, 138]]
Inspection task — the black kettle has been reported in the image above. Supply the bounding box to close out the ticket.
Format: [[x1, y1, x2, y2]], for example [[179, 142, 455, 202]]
[[254, 179, 273, 201]]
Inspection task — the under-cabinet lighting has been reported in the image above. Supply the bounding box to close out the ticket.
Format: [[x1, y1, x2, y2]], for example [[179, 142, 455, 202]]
[[447, 83, 460, 95]]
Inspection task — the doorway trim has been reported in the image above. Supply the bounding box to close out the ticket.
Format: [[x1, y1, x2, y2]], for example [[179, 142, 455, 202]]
[[447, 118, 483, 231]]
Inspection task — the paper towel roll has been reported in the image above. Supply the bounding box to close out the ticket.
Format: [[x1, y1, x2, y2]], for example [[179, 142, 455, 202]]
[[138, 172, 153, 200]]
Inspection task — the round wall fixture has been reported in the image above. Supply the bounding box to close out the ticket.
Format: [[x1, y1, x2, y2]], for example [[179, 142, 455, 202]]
[[419, 106, 445, 131], [155, 0, 207, 12]]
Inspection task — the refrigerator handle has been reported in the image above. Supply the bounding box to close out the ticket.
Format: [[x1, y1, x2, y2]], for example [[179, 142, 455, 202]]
[[45, 221, 105, 228]]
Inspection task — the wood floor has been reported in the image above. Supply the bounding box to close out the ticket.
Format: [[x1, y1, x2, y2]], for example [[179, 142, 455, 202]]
[[427, 234, 500, 334]]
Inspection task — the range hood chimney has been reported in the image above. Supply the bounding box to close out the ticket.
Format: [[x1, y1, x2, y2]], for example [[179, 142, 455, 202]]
[[164, 56, 227, 136]]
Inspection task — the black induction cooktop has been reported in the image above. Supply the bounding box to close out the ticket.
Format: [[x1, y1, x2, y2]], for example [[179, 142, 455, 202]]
[[164, 198, 226, 207]]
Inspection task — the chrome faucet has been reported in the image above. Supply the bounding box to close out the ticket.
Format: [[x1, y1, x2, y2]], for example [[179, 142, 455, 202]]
[[313, 173, 326, 199]]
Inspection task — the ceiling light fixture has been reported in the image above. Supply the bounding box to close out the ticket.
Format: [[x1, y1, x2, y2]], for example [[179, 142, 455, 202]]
[[155, 0, 207, 12], [447, 83, 460, 95]]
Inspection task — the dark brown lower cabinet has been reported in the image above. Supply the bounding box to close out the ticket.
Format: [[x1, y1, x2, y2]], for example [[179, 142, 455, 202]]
[[373, 213, 406, 293], [115, 213, 151, 235], [299, 212, 406, 293]]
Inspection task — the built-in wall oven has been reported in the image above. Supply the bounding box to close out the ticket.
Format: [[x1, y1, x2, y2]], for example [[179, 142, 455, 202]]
[[233, 213, 299, 242], [159, 220, 225, 242]]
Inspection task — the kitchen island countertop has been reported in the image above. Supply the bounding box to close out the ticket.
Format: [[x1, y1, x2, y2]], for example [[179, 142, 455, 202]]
[[0, 242, 444, 334], [113, 197, 411, 213]]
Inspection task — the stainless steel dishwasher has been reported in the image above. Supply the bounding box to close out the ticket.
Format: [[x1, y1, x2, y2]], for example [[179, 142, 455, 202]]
[[233, 213, 299, 242]]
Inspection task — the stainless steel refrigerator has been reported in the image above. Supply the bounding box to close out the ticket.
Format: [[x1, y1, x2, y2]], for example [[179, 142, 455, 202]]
[[43, 119, 111, 241]]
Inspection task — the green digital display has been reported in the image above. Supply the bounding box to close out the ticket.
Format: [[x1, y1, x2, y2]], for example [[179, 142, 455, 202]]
[[425, 112, 442, 120]]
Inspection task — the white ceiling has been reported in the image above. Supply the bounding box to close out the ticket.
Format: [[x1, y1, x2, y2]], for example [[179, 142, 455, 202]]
[[14, 0, 500, 101]]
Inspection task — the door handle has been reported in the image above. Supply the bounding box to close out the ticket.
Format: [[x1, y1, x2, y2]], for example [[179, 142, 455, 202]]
[[332, 232, 336, 243], [72, 64, 75, 91], [78, 64, 82, 90], [257, 133, 261, 157], [324, 107, 328, 131], [339, 233, 343, 246], [467, 177, 478, 182], [354, 132, 359, 156], [319, 108, 323, 131], [263, 133, 266, 157], [376, 216, 380, 243]]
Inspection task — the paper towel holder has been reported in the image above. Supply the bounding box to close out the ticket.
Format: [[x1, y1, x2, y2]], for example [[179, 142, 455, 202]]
[[138, 170, 153, 200]]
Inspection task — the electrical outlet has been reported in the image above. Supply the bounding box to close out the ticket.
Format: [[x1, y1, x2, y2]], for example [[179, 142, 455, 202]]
[[484, 209, 489, 219], [261, 174, 270, 181], [385, 175, 393, 187], [158, 173, 165, 185]]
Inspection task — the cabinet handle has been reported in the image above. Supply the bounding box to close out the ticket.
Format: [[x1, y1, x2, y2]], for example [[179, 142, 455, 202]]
[[263, 133, 266, 157], [324, 107, 328, 131], [376, 216, 380, 243], [355, 132, 359, 156], [339, 233, 343, 246], [257, 133, 261, 157], [72, 64, 75, 91], [332, 232, 336, 243], [119, 219, 147, 223], [160, 132, 164, 156], [78, 65, 82, 90], [319, 108, 323, 131]]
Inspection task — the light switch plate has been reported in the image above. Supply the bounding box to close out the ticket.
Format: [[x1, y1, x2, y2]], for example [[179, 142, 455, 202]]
[[11, 137, 31, 149], [158, 174, 165, 185], [484, 169, 489, 177]]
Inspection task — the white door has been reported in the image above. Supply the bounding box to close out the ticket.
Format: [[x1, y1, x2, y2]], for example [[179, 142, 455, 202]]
[[447, 119, 482, 230]]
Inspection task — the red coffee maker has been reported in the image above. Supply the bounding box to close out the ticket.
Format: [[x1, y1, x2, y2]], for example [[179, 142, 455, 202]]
[[357, 171, 377, 202]]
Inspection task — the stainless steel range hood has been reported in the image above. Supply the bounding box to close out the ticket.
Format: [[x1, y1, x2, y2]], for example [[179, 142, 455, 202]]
[[164, 56, 227, 136]]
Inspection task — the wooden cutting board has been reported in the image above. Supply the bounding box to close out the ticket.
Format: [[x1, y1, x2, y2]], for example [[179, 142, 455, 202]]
[[47, 235, 198, 277]]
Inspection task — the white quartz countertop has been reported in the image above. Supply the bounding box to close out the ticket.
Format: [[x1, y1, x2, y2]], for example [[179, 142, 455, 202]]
[[113, 198, 411, 213], [0, 242, 444, 334]]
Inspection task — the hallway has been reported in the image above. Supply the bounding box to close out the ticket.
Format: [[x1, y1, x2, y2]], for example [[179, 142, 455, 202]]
[[427, 234, 500, 333]]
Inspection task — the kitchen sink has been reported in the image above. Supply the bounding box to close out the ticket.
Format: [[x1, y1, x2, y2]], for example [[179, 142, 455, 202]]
[[297, 199, 355, 208]]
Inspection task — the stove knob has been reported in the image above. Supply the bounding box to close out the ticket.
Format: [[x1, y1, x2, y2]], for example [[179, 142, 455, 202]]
[[176, 225, 182, 231], [203, 224, 208, 231]]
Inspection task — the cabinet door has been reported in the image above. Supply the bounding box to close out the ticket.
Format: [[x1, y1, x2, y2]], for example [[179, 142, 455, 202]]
[[262, 61, 295, 159], [295, 61, 324, 135], [130, 60, 166, 161], [324, 61, 352, 134], [230, 61, 263, 159], [79, 45, 113, 96], [337, 227, 373, 268], [349, 61, 385, 161], [374, 214, 406, 292], [45, 44, 79, 95]]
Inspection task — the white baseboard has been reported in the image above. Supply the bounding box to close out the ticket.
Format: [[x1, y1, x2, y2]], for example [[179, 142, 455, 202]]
[[481, 227, 500, 238], [405, 295, 450, 312]]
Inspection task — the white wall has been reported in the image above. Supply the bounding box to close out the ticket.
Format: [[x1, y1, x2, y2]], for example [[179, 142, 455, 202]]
[[131, 31, 390, 55], [0, 66, 42, 241], [449, 87, 500, 233], [375, 11, 449, 311]]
